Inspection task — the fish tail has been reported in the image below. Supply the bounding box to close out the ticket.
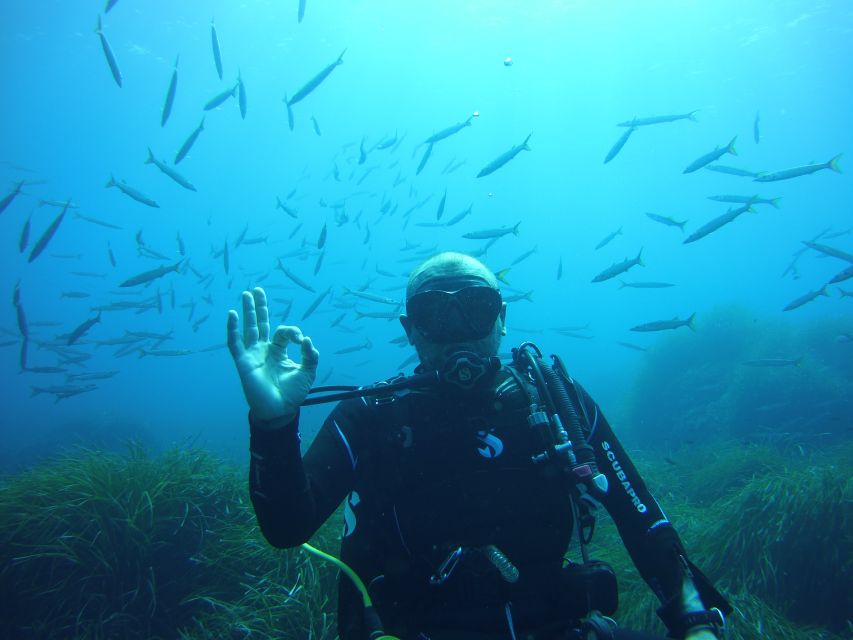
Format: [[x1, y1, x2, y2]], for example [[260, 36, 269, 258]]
[[770, 197, 782, 209], [827, 153, 842, 173], [522, 133, 532, 150], [618, 280, 627, 290], [727, 136, 738, 156], [637, 247, 644, 266], [105, 175, 116, 188], [819, 285, 829, 297], [686, 312, 696, 331], [144, 147, 155, 164], [30, 387, 44, 397], [678, 221, 686, 232], [512, 222, 521, 236], [688, 110, 699, 122], [95, 14, 102, 34], [337, 48, 347, 64]]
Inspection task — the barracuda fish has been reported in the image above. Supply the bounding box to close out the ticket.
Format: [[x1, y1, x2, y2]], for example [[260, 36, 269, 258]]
[[67, 312, 101, 346], [591, 249, 643, 283], [278, 262, 315, 292], [511, 246, 537, 266], [95, 15, 122, 87], [619, 281, 675, 289], [298, 0, 306, 22], [237, 70, 247, 119], [604, 126, 635, 164], [72, 211, 122, 231], [28, 201, 70, 263], [424, 116, 473, 144], [67, 370, 119, 381], [631, 313, 695, 332], [684, 137, 737, 174], [61, 291, 90, 298], [139, 349, 195, 358], [476, 133, 531, 178], [829, 264, 853, 284], [302, 286, 332, 321], [705, 164, 760, 177], [318, 222, 327, 249], [504, 290, 533, 303], [343, 287, 399, 306], [223, 240, 230, 275], [617, 111, 697, 127], [144, 148, 196, 191], [753, 111, 760, 144], [276, 196, 298, 218], [595, 227, 622, 250], [742, 358, 802, 367], [161, 56, 178, 127], [444, 204, 472, 227], [416, 142, 434, 176], [283, 94, 295, 131], [645, 212, 686, 231], [557, 257, 563, 280], [707, 194, 780, 208], [106, 175, 159, 208], [175, 118, 205, 165], [462, 222, 520, 240], [31, 383, 97, 399], [802, 241, 853, 264], [311, 116, 321, 136], [18, 214, 30, 253], [355, 309, 398, 320], [617, 341, 648, 352], [204, 84, 237, 110], [105, 0, 119, 12], [287, 49, 346, 106], [683, 205, 753, 244], [783, 286, 828, 311], [754, 154, 842, 182], [0, 180, 24, 215], [119, 262, 182, 287], [211, 19, 223, 80], [335, 338, 372, 355], [435, 189, 447, 221]]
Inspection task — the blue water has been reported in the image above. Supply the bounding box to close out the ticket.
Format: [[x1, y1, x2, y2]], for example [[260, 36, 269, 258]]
[[1, 0, 851, 468]]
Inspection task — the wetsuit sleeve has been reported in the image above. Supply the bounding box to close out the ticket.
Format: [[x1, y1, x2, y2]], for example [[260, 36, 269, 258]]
[[570, 383, 730, 624], [248, 400, 364, 548]]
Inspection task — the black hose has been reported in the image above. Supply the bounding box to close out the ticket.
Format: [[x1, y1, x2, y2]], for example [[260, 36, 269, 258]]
[[539, 358, 597, 468]]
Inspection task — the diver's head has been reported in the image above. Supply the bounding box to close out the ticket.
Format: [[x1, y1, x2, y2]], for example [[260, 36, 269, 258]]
[[400, 251, 506, 371]]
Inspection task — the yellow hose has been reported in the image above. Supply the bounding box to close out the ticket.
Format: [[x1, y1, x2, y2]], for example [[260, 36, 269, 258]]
[[300, 543, 401, 639]]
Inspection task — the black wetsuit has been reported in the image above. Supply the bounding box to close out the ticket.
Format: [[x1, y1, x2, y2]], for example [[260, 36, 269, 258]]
[[249, 363, 725, 639]]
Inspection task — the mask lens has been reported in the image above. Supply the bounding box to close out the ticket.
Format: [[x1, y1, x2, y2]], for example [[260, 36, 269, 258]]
[[407, 286, 501, 343]]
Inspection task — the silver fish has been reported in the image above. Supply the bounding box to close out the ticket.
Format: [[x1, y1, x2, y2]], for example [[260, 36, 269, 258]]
[[755, 154, 842, 182], [476, 133, 531, 178], [631, 313, 695, 332], [683, 137, 737, 174], [592, 249, 643, 283], [106, 175, 160, 208], [95, 15, 122, 87]]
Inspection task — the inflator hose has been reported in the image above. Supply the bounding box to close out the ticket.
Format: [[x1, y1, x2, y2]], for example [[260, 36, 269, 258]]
[[300, 543, 400, 640]]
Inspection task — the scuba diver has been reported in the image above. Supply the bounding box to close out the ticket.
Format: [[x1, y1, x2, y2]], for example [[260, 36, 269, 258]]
[[226, 251, 730, 640]]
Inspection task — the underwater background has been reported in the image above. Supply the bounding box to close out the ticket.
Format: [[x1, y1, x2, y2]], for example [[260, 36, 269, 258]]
[[0, 0, 850, 638]]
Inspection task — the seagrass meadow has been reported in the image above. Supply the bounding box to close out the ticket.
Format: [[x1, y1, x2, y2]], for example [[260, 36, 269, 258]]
[[1, 439, 849, 638]]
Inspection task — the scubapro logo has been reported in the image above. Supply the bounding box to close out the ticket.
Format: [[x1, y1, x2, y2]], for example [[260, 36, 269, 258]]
[[476, 431, 504, 459]]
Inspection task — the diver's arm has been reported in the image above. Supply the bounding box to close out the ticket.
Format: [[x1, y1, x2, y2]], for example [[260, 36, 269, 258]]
[[248, 404, 358, 548], [572, 384, 730, 636]]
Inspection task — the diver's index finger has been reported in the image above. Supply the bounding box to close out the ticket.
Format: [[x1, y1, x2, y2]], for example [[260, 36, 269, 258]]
[[301, 335, 319, 370]]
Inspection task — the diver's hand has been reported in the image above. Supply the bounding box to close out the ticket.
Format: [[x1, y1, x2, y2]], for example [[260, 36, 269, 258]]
[[227, 287, 319, 425]]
